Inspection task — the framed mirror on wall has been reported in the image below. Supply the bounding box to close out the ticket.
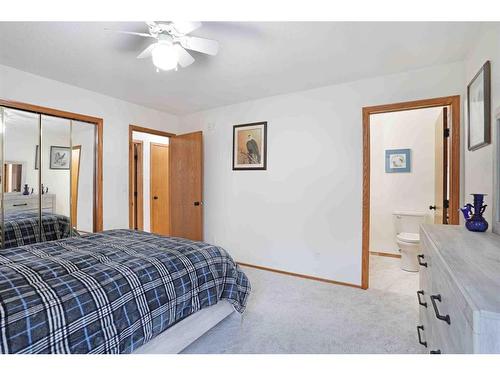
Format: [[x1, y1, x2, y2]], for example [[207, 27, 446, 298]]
[[0, 100, 103, 249], [3, 162, 26, 193]]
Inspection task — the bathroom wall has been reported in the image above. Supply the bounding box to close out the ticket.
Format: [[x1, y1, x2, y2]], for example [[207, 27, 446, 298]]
[[369, 107, 442, 255]]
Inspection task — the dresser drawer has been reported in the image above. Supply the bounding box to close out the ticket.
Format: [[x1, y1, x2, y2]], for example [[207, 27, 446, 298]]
[[418, 303, 441, 353], [418, 224, 500, 354], [418, 226, 475, 353], [3, 195, 55, 214], [4, 198, 40, 212], [425, 250, 474, 353], [418, 230, 435, 287]]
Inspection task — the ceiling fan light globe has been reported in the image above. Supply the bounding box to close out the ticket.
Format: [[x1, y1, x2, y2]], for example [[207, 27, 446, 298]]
[[151, 43, 178, 71]]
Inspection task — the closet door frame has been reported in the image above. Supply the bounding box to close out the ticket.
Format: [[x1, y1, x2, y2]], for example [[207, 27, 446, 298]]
[[0, 99, 103, 232]]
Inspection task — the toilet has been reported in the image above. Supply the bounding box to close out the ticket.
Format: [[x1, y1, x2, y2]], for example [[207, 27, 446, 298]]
[[393, 211, 426, 272]]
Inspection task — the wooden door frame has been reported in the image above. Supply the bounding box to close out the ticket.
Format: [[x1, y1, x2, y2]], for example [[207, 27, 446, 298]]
[[362, 95, 461, 290], [132, 140, 144, 230], [0, 99, 103, 232], [150, 142, 170, 234], [128, 124, 175, 229]]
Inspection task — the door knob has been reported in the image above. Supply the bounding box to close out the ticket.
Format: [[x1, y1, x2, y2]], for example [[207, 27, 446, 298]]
[[153, 196, 158, 200], [429, 205, 437, 210], [194, 201, 201, 206]]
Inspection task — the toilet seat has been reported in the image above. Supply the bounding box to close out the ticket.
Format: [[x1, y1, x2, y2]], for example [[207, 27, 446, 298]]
[[396, 232, 420, 243]]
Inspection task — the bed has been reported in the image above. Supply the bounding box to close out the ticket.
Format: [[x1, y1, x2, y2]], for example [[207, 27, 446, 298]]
[[0, 229, 250, 354], [2, 211, 73, 249]]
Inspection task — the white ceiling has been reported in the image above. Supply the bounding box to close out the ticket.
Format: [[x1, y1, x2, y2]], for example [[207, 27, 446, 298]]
[[0, 22, 484, 115]]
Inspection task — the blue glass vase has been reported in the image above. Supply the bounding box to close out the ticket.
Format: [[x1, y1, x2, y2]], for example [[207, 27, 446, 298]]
[[460, 194, 488, 232]]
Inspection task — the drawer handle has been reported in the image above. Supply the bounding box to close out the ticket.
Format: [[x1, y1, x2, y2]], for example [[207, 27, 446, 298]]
[[417, 254, 427, 267], [430, 294, 451, 325], [417, 290, 427, 308], [13, 203, 28, 207], [416, 325, 427, 347], [430, 350, 441, 354]]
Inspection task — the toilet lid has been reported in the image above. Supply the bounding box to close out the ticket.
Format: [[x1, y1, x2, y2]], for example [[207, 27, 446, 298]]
[[397, 232, 420, 243]]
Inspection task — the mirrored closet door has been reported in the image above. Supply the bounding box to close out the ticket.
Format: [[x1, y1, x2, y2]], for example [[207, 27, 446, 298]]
[[70, 120, 96, 233], [1, 108, 41, 248], [41, 114, 72, 242], [0, 104, 100, 249]]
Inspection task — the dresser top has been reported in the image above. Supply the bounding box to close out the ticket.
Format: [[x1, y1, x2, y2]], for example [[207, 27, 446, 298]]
[[421, 224, 500, 316]]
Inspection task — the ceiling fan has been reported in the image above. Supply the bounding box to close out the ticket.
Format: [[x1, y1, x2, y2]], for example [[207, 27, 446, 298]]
[[108, 21, 219, 71]]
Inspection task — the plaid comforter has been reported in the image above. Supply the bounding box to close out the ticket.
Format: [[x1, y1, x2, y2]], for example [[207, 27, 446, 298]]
[[2, 212, 72, 249], [0, 229, 250, 354]]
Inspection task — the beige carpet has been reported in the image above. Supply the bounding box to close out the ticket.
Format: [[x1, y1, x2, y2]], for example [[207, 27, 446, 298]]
[[182, 263, 424, 354]]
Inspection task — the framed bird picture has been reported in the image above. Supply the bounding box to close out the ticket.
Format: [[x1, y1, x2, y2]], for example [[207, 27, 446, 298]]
[[232, 121, 267, 170], [50, 146, 71, 170]]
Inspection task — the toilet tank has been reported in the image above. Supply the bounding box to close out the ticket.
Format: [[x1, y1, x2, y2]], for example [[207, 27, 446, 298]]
[[393, 211, 427, 234]]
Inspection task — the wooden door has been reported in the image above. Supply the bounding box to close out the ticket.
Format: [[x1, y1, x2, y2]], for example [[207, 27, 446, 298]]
[[132, 141, 144, 230], [150, 142, 170, 235], [433, 107, 449, 224], [169, 131, 203, 241], [71, 146, 81, 228]]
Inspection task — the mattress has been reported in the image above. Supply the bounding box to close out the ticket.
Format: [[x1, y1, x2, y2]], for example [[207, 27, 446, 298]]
[[0, 229, 250, 354]]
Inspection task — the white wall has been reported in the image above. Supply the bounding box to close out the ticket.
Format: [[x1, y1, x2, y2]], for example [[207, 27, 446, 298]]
[[180, 62, 465, 285], [132, 131, 169, 232], [464, 24, 500, 230], [0, 64, 180, 230], [369, 108, 441, 254]]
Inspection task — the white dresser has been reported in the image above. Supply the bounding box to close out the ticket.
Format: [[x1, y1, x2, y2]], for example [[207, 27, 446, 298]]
[[2, 193, 56, 214], [417, 224, 500, 354]]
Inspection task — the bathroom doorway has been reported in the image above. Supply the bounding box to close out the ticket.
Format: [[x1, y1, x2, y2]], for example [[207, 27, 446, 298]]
[[361, 96, 461, 291]]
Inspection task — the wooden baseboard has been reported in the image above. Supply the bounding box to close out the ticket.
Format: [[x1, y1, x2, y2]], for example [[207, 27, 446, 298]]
[[237, 262, 361, 289], [370, 251, 401, 259]]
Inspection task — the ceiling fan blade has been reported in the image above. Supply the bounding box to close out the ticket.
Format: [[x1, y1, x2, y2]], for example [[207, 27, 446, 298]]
[[174, 45, 195, 67], [106, 29, 155, 38], [171, 21, 202, 35], [137, 43, 158, 59], [179, 36, 219, 56]]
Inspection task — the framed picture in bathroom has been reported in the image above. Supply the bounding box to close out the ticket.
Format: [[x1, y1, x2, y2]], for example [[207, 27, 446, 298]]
[[385, 149, 411, 173]]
